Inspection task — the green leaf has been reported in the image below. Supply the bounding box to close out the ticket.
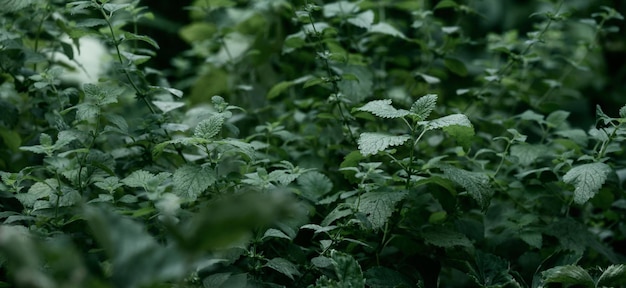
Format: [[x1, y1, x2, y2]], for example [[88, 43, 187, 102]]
[[122, 170, 171, 193], [297, 171, 333, 201], [122, 32, 160, 49], [434, 0, 458, 9], [541, 265, 594, 287], [262, 228, 292, 241], [369, 22, 407, 39], [265, 258, 301, 280], [152, 101, 185, 114], [510, 144, 548, 166], [424, 114, 472, 130], [443, 124, 475, 147], [468, 251, 518, 287], [444, 57, 468, 76], [337, 64, 373, 103], [597, 264, 626, 287], [173, 164, 216, 201], [0, 0, 35, 13], [356, 191, 407, 230], [194, 115, 224, 140], [267, 81, 294, 99], [357, 133, 410, 156], [620, 104, 626, 118], [422, 227, 473, 248], [357, 99, 409, 119], [330, 250, 365, 288], [417, 73, 441, 84], [439, 165, 492, 208], [546, 110, 570, 128], [83, 83, 123, 106], [563, 162, 611, 204], [348, 10, 374, 29]]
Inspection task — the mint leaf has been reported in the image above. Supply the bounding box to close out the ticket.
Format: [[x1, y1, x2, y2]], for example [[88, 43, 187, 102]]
[[425, 114, 472, 130], [440, 165, 492, 208], [563, 162, 611, 204], [265, 258, 300, 280], [173, 164, 216, 201], [620, 104, 626, 118], [370, 22, 407, 39], [357, 99, 409, 119], [542, 265, 594, 287], [357, 133, 410, 156], [330, 250, 365, 287], [409, 94, 437, 121], [357, 191, 407, 230], [597, 264, 626, 287], [297, 171, 333, 201], [194, 115, 224, 140]]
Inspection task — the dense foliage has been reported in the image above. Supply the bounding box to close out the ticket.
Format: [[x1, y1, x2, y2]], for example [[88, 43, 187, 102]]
[[1, 0, 626, 287]]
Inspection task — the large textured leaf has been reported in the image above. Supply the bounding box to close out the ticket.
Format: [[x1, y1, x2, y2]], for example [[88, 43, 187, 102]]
[[0, 0, 35, 13], [424, 114, 472, 130], [597, 264, 626, 287], [467, 251, 519, 287], [331, 250, 365, 288], [563, 162, 611, 204], [173, 164, 216, 201], [194, 115, 224, 140], [265, 258, 300, 280], [357, 133, 410, 156], [357, 99, 409, 119], [409, 94, 437, 121], [541, 265, 594, 287], [440, 165, 492, 208], [356, 191, 407, 230], [297, 171, 333, 201]]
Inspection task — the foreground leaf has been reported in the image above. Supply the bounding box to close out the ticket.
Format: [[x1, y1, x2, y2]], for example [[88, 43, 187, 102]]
[[173, 164, 216, 201], [357, 133, 410, 156], [562, 162, 611, 204], [541, 265, 594, 287], [357, 99, 409, 119], [357, 191, 407, 230], [439, 165, 492, 208]]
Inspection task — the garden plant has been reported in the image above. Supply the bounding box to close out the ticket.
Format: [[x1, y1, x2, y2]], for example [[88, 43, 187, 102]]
[[1, 0, 626, 287]]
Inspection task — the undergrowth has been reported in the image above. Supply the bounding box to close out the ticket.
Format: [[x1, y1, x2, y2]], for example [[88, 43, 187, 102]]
[[1, 0, 625, 287]]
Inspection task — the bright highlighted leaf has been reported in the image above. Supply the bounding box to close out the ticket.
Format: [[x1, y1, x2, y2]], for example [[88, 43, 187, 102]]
[[357, 133, 410, 156], [348, 10, 374, 29], [370, 22, 407, 39], [542, 265, 594, 287], [440, 165, 492, 208], [357, 191, 407, 230], [194, 115, 224, 140], [425, 114, 472, 130], [357, 99, 409, 119], [173, 164, 216, 201], [563, 162, 611, 204], [597, 264, 626, 287], [411, 94, 437, 121]]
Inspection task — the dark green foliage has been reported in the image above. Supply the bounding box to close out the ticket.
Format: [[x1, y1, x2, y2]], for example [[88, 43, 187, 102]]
[[1, 0, 626, 287]]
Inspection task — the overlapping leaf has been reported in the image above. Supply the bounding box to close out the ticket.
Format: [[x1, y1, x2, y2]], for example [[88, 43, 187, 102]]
[[563, 162, 611, 204]]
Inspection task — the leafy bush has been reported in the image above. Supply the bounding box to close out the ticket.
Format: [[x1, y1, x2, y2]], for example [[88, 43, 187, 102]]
[[1, 0, 626, 287]]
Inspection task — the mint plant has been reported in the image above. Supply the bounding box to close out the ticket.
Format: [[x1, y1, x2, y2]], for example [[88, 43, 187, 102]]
[[1, 0, 626, 287]]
